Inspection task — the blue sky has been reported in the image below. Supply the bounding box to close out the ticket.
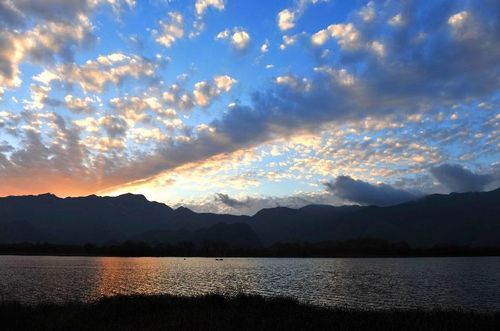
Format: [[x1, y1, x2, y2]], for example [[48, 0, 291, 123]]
[[0, 0, 499, 214]]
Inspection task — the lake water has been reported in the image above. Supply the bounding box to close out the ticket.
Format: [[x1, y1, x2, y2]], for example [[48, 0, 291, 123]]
[[0, 255, 499, 311]]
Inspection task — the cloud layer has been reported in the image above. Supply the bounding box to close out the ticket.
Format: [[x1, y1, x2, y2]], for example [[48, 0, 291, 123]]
[[431, 164, 493, 192], [324, 176, 418, 206], [0, 0, 498, 212]]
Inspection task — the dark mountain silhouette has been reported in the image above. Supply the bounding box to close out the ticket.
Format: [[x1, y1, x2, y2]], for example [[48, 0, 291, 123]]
[[0, 188, 499, 247], [132, 223, 261, 249]]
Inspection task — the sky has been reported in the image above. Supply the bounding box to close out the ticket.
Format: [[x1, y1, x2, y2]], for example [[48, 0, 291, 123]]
[[0, 0, 499, 214]]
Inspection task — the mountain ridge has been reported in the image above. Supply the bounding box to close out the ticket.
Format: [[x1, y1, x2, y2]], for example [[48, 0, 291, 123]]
[[0, 188, 499, 248]]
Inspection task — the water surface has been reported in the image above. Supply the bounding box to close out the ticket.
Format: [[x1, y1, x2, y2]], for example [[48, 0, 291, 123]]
[[0, 256, 499, 311]]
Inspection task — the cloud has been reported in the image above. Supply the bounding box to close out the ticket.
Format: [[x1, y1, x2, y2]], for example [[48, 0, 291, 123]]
[[0, 32, 25, 88], [99, 116, 129, 138], [388, 13, 405, 27], [214, 75, 237, 92], [370, 40, 385, 57], [0, 111, 98, 196], [275, 75, 312, 91], [64, 95, 95, 114], [279, 33, 306, 50], [161, 84, 194, 112], [0, 110, 19, 131], [311, 23, 361, 49], [447, 10, 481, 40], [5, 0, 134, 24], [193, 75, 237, 107], [260, 40, 270, 53], [34, 52, 163, 93], [190, 0, 225, 38], [0, 14, 95, 90], [0, 0, 133, 92], [108, 95, 164, 125], [1, 0, 499, 201], [448, 11, 469, 28], [278, 9, 296, 31], [183, 190, 340, 215], [129, 128, 165, 143], [358, 1, 375, 22], [214, 193, 251, 209], [0, 1, 24, 29], [216, 27, 251, 52], [277, 0, 328, 31], [111, 0, 500, 187], [154, 12, 184, 48], [324, 176, 418, 206], [195, 0, 225, 17], [24, 13, 95, 63], [430, 164, 493, 192], [159, 75, 237, 111]]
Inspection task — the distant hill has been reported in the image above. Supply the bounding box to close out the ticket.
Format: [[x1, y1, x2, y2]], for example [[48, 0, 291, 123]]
[[0, 188, 499, 248], [132, 223, 262, 249]]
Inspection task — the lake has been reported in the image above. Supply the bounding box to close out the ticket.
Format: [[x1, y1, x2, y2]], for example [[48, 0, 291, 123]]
[[0, 255, 499, 311]]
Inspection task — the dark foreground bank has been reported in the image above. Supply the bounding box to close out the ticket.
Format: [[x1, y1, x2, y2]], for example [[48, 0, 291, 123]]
[[1, 294, 499, 331]]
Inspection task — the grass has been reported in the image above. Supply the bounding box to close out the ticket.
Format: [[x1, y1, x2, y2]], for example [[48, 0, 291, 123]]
[[1, 294, 499, 331]]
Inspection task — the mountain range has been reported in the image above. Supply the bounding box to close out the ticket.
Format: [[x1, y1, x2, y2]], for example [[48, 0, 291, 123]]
[[0, 188, 499, 248]]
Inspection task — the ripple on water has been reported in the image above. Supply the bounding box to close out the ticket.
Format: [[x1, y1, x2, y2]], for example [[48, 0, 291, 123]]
[[0, 256, 500, 311]]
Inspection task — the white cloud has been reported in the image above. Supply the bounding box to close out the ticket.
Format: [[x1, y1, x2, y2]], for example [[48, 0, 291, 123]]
[[0, 13, 93, 90], [216, 27, 251, 52], [154, 12, 184, 48], [311, 28, 329, 46], [64, 95, 95, 113], [278, 9, 296, 31], [195, 0, 225, 17], [193, 75, 237, 107], [0, 32, 25, 88], [129, 127, 165, 143], [448, 11, 469, 28], [260, 39, 270, 53], [275, 75, 311, 91], [277, 0, 328, 32], [231, 30, 251, 50], [388, 13, 405, 27], [311, 23, 361, 49], [447, 11, 481, 41], [0, 0, 134, 94], [314, 66, 355, 86], [214, 75, 237, 92], [216, 29, 230, 40], [370, 40, 385, 57], [35, 52, 160, 93], [192, 82, 213, 107], [358, 1, 375, 22], [73, 117, 99, 132], [280, 34, 303, 50], [190, 0, 225, 38]]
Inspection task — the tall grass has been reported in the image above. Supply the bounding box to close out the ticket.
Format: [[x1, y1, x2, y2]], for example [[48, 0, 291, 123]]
[[1, 294, 499, 330]]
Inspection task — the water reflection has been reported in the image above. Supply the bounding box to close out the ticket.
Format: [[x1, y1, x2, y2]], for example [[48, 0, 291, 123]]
[[0, 256, 499, 311]]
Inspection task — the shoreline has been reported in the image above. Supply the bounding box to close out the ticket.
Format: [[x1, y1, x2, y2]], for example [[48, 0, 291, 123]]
[[2, 252, 500, 258], [2, 294, 499, 330]]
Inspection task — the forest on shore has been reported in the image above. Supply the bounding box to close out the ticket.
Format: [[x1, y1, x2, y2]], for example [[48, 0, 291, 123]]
[[1, 238, 500, 257]]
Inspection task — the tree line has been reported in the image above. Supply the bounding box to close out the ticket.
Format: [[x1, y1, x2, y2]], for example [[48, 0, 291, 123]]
[[1, 238, 500, 257]]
